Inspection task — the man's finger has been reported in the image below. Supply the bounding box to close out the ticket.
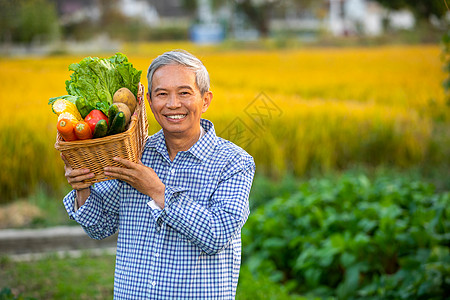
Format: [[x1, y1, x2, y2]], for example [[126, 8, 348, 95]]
[[61, 153, 69, 166], [67, 168, 91, 178], [113, 156, 138, 169], [68, 172, 94, 184], [104, 166, 134, 178]]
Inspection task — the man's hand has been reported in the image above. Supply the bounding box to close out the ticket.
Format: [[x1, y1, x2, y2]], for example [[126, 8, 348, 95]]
[[61, 153, 94, 190], [61, 153, 93, 206], [104, 157, 166, 208]]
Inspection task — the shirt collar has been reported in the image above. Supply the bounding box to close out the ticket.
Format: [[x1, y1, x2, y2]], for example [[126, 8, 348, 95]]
[[146, 119, 218, 162]]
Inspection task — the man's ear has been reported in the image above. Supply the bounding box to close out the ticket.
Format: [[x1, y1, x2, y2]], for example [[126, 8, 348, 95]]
[[146, 92, 152, 105], [202, 91, 213, 113]]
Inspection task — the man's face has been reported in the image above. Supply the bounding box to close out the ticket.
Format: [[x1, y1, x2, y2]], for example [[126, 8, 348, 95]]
[[147, 64, 212, 137]]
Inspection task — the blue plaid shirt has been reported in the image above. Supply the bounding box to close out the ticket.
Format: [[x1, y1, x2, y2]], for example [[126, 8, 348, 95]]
[[63, 119, 255, 299]]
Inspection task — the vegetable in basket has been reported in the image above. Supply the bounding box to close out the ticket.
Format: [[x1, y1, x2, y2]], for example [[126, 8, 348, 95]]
[[108, 111, 127, 135], [104, 87, 136, 136], [48, 95, 78, 108], [49, 53, 142, 142], [113, 87, 137, 114], [57, 118, 78, 142], [52, 98, 82, 120], [109, 103, 131, 125], [57, 112, 80, 127], [76, 97, 95, 119], [74, 121, 93, 140], [93, 119, 108, 139], [65, 53, 142, 116], [85, 109, 108, 133], [48, 53, 141, 117]]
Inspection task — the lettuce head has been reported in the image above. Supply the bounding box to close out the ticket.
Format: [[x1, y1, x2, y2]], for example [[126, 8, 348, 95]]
[[64, 53, 142, 115]]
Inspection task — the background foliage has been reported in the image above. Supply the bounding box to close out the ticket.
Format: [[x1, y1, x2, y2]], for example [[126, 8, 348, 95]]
[[244, 172, 450, 299], [0, 0, 447, 44], [0, 0, 60, 44], [1, 171, 448, 299]]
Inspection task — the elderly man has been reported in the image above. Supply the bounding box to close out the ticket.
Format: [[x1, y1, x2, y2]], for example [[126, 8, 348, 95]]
[[62, 50, 255, 299]]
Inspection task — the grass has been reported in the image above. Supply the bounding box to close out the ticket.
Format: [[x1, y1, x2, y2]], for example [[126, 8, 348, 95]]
[[0, 252, 115, 300], [0, 253, 318, 300]]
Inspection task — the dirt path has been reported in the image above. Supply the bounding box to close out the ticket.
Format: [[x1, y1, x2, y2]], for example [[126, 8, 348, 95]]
[[0, 226, 117, 261]]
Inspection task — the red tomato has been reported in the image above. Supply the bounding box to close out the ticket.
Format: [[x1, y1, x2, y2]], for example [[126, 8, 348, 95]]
[[84, 110, 108, 133]]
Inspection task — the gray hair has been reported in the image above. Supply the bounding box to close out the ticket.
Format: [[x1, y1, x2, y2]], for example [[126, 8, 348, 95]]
[[147, 50, 210, 96]]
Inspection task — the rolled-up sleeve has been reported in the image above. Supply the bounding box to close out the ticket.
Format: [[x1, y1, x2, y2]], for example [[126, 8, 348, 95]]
[[63, 179, 122, 240]]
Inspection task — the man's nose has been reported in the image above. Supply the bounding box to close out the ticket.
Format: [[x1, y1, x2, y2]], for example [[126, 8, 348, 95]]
[[166, 94, 181, 109]]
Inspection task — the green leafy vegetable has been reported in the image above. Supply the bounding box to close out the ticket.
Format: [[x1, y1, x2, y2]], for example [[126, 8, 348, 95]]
[[47, 95, 79, 106], [244, 173, 450, 299], [64, 53, 142, 116], [75, 96, 95, 119]]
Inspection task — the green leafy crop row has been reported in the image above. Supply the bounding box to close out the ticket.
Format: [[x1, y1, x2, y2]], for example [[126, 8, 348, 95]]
[[243, 174, 449, 299]]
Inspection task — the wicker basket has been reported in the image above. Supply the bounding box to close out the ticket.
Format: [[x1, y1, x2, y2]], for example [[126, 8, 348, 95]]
[[55, 83, 149, 184]]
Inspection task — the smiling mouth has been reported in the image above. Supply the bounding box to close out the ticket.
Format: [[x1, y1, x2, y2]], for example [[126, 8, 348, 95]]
[[165, 114, 187, 120]]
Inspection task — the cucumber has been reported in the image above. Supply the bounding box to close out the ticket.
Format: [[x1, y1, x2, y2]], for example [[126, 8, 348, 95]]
[[93, 119, 108, 138], [115, 102, 131, 125], [107, 111, 127, 135], [107, 104, 119, 129]]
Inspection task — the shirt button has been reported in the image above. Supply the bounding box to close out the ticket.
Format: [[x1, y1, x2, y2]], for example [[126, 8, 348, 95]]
[[170, 169, 175, 175], [152, 281, 156, 287], [155, 253, 159, 257]]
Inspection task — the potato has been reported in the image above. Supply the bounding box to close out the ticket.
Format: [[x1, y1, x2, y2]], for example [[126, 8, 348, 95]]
[[115, 103, 131, 125], [113, 87, 137, 114]]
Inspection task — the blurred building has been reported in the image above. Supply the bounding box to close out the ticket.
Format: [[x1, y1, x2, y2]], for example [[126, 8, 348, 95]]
[[52, 0, 416, 40], [121, 0, 159, 26], [53, 0, 189, 26], [271, 0, 415, 37], [327, 0, 414, 36], [54, 0, 100, 26]]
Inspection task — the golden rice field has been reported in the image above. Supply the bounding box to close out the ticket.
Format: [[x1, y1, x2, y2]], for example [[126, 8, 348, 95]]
[[0, 42, 448, 201]]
